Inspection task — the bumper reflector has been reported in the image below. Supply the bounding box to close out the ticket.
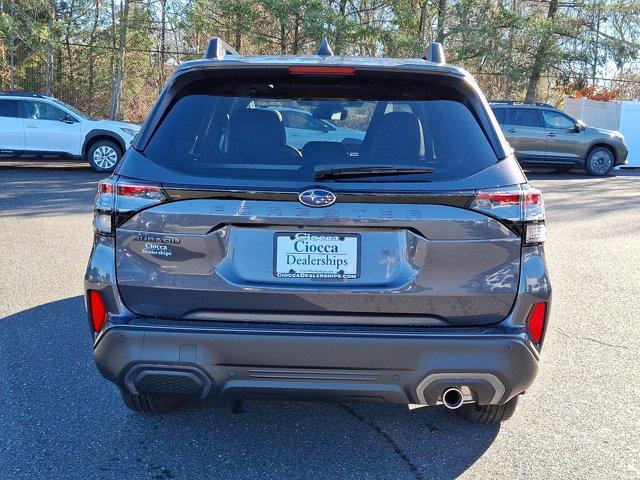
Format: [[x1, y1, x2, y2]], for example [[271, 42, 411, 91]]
[[527, 302, 547, 344], [88, 290, 108, 333]]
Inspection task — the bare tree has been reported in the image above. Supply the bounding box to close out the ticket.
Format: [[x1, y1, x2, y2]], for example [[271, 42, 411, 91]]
[[525, 0, 559, 101], [110, 0, 130, 120], [88, 0, 101, 113], [435, 0, 447, 43]]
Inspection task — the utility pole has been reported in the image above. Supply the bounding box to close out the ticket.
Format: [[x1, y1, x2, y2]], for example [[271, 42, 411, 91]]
[[110, 0, 130, 120], [159, 0, 166, 91], [592, 1, 601, 84], [9, 0, 15, 91], [45, 1, 54, 95]]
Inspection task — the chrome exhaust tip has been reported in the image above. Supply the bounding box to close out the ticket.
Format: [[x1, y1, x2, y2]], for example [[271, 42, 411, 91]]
[[442, 387, 464, 409]]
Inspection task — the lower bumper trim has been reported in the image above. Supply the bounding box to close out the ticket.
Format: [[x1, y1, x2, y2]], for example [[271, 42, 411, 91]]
[[95, 323, 539, 405]]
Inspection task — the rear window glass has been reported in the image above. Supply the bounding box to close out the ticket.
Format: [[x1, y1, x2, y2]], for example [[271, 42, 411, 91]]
[[0, 100, 21, 118], [491, 107, 506, 125], [507, 108, 541, 128], [143, 76, 498, 183]]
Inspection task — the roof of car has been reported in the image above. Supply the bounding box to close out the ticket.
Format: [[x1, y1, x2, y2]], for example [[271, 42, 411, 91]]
[[0, 92, 47, 99], [489, 101, 556, 109], [176, 55, 469, 78]]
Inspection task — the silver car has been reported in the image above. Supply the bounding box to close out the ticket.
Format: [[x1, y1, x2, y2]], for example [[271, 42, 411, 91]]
[[85, 39, 551, 423]]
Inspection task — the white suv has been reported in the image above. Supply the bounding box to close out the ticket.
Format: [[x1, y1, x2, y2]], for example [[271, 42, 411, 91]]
[[263, 107, 366, 149], [0, 93, 140, 172]]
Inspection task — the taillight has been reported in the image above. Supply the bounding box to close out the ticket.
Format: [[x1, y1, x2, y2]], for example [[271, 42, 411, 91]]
[[527, 302, 547, 344], [115, 181, 167, 213], [468, 185, 546, 244], [288, 66, 356, 76], [93, 179, 167, 235], [96, 179, 115, 210], [94, 179, 115, 235], [88, 290, 108, 333], [117, 184, 165, 199], [523, 186, 544, 221]]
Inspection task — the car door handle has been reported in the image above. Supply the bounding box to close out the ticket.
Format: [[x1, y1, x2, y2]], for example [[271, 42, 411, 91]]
[[25, 125, 37, 129], [547, 132, 556, 137], [507, 128, 516, 133]]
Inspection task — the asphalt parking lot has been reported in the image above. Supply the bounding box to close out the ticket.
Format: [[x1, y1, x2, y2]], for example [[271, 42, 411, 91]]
[[1, 163, 639, 480]]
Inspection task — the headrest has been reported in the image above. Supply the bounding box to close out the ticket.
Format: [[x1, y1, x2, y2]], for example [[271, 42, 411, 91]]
[[366, 112, 422, 162], [226, 109, 286, 155]]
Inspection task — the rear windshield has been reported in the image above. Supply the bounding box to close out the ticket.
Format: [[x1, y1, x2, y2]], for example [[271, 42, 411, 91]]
[[142, 75, 498, 182]]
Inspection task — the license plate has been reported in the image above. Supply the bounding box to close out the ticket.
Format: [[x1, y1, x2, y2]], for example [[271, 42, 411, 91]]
[[274, 232, 360, 279]]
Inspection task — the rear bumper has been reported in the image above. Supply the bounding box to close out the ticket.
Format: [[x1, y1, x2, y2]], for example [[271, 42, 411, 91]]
[[94, 322, 539, 406]]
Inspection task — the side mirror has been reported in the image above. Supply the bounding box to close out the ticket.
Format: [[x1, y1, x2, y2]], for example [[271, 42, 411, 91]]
[[571, 123, 584, 133], [330, 109, 348, 121], [59, 114, 75, 124]]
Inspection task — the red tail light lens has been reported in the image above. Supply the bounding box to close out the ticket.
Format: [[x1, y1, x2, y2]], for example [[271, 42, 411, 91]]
[[527, 302, 547, 344], [88, 290, 108, 333], [114, 181, 167, 214], [473, 192, 521, 205], [98, 181, 114, 194], [117, 184, 165, 200], [288, 66, 356, 76]]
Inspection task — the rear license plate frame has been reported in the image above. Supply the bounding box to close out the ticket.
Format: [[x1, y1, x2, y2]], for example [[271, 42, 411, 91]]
[[273, 232, 361, 279]]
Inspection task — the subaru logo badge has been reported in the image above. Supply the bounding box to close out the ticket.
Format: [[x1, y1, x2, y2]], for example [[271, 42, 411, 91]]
[[298, 189, 336, 208]]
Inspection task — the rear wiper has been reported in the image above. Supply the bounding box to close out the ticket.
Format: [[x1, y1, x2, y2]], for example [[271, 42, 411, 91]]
[[314, 164, 433, 180]]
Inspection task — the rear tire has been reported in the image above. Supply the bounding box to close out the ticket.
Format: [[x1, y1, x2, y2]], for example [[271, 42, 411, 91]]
[[584, 146, 615, 176], [87, 139, 122, 173], [457, 395, 519, 423], [120, 391, 192, 413]]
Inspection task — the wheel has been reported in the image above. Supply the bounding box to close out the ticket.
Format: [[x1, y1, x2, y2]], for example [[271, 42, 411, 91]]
[[457, 395, 519, 423], [584, 146, 615, 176], [120, 391, 192, 413], [87, 140, 122, 173]]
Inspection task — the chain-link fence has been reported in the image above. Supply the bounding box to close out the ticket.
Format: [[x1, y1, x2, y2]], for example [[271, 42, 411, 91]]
[[5, 40, 640, 124], [473, 72, 640, 106], [3, 41, 201, 123]]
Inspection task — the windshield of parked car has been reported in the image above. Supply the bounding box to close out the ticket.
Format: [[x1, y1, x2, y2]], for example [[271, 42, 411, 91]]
[[142, 75, 498, 182]]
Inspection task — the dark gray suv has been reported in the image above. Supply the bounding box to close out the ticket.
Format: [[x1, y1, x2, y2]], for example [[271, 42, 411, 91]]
[[490, 101, 628, 176], [84, 39, 551, 423]]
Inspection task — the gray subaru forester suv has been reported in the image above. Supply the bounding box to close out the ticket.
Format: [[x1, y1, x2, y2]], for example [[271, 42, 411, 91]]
[[490, 101, 628, 176], [85, 39, 551, 423]]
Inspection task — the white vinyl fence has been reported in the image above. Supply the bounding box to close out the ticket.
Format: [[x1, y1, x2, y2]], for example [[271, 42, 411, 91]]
[[564, 96, 640, 167]]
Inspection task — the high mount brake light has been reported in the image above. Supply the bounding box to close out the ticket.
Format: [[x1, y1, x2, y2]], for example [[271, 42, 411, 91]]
[[288, 66, 356, 76], [468, 185, 546, 244]]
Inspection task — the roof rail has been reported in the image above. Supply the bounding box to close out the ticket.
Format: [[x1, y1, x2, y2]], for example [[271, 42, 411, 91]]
[[423, 42, 445, 64], [204, 37, 239, 60], [490, 100, 554, 108], [0, 91, 45, 98]]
